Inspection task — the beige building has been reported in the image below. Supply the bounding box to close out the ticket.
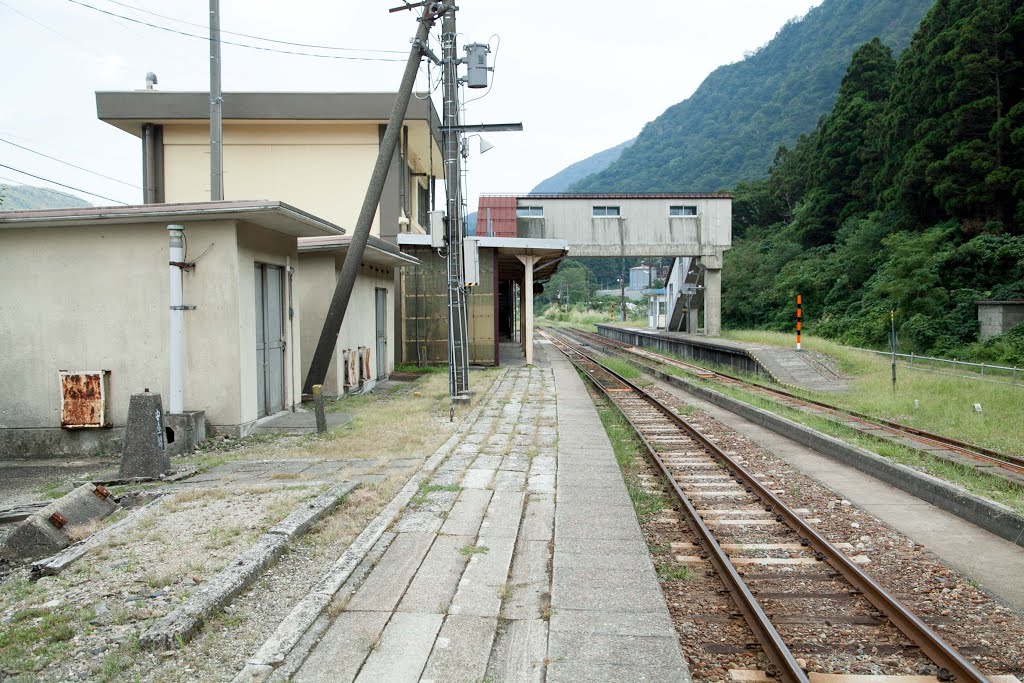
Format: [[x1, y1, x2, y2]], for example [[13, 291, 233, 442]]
[[296, 235, 419, 396], [96, 91, 443, 240], [0, 202, 343, 457]]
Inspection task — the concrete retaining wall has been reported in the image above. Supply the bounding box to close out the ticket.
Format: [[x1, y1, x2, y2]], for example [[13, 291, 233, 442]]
[[646, 366, 1024, 549]]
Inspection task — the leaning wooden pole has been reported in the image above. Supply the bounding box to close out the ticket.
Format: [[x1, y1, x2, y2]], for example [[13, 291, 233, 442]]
[[303, 5, 443, 394]]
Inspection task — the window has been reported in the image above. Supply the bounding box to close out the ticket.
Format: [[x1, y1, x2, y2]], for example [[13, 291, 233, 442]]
[[592, 206, 620, 217], [669, 205, 698, 216], [517, 206, 544, 218], [417, 182, 430, 228]]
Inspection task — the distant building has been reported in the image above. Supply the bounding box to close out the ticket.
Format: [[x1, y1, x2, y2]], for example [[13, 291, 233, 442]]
[[477, 193, 732, 336], [976, 300, 1024, 341]]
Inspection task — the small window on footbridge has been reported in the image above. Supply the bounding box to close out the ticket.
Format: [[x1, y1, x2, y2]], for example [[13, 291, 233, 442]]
[[592, 206, 620, 217], [669, 205, 698, 216], [517, 206, 544, 218]]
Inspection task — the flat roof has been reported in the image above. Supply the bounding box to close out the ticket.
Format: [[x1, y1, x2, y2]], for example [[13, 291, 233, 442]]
[[397, 233, 569, 255], [976, 300, 1024, 305], [483, 192, 733, 200], [299, 234, 419, 268], [0, 200, 345, 238], [398, 233, 569, 282], [97, 91, 442, 142]]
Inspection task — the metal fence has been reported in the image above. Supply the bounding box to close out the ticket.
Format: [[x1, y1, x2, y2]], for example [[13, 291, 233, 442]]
[[854, 347, 1021, 387]]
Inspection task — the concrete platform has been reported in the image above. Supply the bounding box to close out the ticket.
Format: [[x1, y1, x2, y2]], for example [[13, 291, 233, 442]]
[[601, 324, 848, 392], [290, 342, 690, 682], [254, 410, 352, 434]]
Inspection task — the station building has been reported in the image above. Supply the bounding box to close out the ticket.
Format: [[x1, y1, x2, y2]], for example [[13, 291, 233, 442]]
[[477, 193, 733, 335]]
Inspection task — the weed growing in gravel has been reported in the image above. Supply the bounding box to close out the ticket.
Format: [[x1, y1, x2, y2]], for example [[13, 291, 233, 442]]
[[0, 605, 91, 675], [594, 398, 667, 522], [459, 544, 490, 556], [657, 564, 695, 581], [599, 356, 643, 380]]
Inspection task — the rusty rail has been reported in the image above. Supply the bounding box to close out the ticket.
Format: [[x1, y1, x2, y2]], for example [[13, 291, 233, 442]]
[[562, 327, 1024, 478], [543, 328, 990, 683]]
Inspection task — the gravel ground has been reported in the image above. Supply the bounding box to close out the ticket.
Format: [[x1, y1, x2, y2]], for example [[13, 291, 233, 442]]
[[607, 382, 1024, 680], [0, 481, 329, 681]]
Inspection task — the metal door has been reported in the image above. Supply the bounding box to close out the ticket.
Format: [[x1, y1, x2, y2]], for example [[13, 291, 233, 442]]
[[375, 288, 388, 378], [255, 264, 286, 417]]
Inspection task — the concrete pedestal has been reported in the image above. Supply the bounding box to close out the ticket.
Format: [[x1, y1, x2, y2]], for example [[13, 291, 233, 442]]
[[165, 410, 206, 457], [119, 392, 171, 478], [0, 483, 117, 560]]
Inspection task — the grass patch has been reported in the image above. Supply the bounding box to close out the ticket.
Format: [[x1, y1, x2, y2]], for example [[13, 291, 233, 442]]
[[393, 363, 448, 374], [0, 606, 91, 675], [656, 564, 695, 581], [592, 390, 667, 523], [35, 481, 66, 500], [410, 482, 461, 506], [458, 544, 489, 556], [722, 329, 1024, 455], [695, 376, 1024, 513], [598, 356, 643, 380]]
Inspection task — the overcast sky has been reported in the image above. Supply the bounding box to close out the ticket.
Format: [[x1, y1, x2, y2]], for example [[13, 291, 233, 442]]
[[0, 0, 822, 215]]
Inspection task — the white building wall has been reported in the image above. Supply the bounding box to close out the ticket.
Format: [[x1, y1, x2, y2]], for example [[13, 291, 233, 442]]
[[296, 253, 397, 396], [517, 197, 732, 257], [0, 219, 293, 455]]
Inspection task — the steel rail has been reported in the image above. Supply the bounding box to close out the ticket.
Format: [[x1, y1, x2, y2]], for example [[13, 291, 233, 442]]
[[544, 332, 809, 683], [544, 328, 991, 683], [561, 327, 1024, 476]]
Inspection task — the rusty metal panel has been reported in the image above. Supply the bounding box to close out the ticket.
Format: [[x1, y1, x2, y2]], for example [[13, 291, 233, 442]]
[[59, 370, 111, 429]]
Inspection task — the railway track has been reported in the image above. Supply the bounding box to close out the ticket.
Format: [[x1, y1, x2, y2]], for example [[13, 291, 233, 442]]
[[542, 328, 993, 683], [551, 326, 1024, 483]]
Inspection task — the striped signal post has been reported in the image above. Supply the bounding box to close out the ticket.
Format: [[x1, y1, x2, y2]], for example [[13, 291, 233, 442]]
[[796, 295, 802, 350]]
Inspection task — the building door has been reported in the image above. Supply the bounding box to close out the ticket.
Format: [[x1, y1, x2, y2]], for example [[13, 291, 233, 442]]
[[255, 264, 286, 417], [375, 287, 388, 379]]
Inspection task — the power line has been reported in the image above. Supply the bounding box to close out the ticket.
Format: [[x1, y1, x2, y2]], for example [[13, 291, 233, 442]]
[[0, 137, 140, 189], [66, 0, 406, 62], [0, 163, 128, 205], [96, 0, 407, 54]]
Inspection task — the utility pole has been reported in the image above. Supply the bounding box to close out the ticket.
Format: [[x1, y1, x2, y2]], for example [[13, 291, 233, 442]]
[[304, 3, 446, 394], [441, 8, 471, 399], [209, 0, 223, 201]]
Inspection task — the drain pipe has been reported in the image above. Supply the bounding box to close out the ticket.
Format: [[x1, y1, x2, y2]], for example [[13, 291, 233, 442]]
[[168, 225, 185, 414]]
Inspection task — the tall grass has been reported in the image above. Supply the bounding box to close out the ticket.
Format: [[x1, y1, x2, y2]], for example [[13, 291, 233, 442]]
[[722, 330, 1024, 455], [538, 303, 647, 330]]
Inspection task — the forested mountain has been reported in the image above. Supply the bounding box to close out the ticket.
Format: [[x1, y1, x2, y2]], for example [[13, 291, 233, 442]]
[[724, 0, 1024, 361], [0, 184, 91, 210], [532, 138, 635, 193], [570, 0, 934, 192]]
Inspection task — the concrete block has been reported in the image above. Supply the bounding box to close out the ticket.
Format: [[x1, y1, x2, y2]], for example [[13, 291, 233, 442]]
[[440, 489, 492, 536], [485, 618, 547, 683], [1, 482, 116, 560], [354, 612, 443, 682], [502, 539, 551, 620], [551, 568, 669, 613], [547, 660, 690, 683], [478, 491, 525, 537], [293, 611, 389, 683], [449, 535, 516, 617], [549, 608, 677, 638], [119, 391, 171, 479], [420, 615, 497, 683], [345, 532, 435, 612], [165, 410, 206, 457], [397, 534, 472, 614]]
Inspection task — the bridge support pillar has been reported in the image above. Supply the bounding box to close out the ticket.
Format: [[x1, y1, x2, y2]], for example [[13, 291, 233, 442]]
[[704, 267, 721, 337]]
